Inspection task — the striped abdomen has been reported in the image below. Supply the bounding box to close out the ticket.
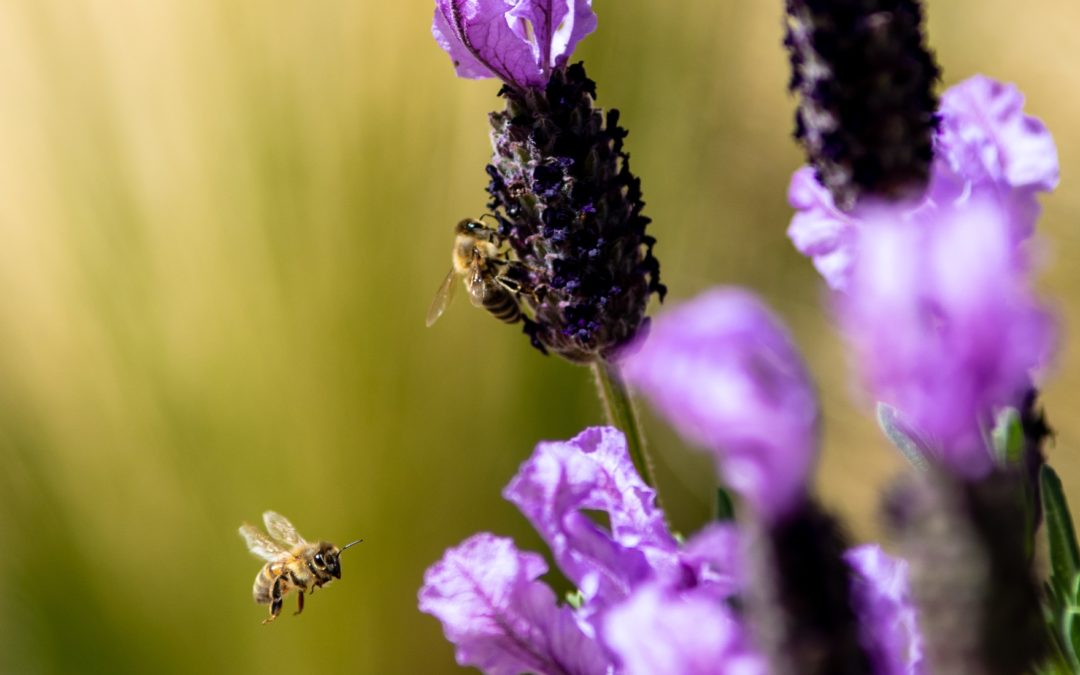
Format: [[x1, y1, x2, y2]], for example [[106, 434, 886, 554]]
[[253, 561, 288, 604], [483, 287, 521, 323]]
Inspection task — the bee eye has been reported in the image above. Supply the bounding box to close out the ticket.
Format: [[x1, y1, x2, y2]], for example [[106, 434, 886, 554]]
[[314, 553, 324, 566]]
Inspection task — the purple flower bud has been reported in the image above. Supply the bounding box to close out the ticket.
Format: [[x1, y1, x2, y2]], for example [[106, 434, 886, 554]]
[[788, 75, 1059, 291], [432, 0, 597, 90], [840, 195, 1056, 478], [622, 289, 820, 525], [418, 533, 612, 675], [845, 545, 924, 675], [602, 584, 766, 675]]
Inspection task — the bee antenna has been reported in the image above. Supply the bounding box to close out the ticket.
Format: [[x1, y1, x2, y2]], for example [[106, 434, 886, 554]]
[[479, 213, 500, 228], [340, 539, 364, 553]]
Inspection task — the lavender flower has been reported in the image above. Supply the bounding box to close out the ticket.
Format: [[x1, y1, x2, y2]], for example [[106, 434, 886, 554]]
[[431, 0, 664, 362], [420, 427, 747, 674], [840, 195, 1056, 479], [622, 289, 820, 524], [432, 0, 597, 91], [486, 64, 665, 362], [421, 427, 931, 674], [788, 75, 1059, 290], [784, 0, 940, 209], [622, 289, 883, 674]]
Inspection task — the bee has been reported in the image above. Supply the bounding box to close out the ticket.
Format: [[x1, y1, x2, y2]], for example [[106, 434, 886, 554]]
[[238, 511, 363, 624], [425, 218, 527, 327]]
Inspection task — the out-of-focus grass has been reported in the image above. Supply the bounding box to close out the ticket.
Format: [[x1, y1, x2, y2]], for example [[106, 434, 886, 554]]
[[0, 1, 1078, 672]]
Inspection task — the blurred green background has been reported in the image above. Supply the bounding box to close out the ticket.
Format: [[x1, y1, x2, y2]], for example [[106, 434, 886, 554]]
[[0, 1, 1078, 672]]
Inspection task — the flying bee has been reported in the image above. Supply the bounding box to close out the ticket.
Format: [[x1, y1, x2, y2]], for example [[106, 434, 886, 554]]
[[425, 218, 528, 327], [238, 511, 363, 624]]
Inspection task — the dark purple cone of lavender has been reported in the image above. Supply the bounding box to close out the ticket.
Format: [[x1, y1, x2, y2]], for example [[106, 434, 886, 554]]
[[485, 63, 665, 363], [784, 0, 940, 210], [884, 472, 1046, 675], [746, 501, 874, 675]]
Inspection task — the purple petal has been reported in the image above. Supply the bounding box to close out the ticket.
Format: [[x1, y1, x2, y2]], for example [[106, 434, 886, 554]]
[[622, 289, 821, 524], [503, 427, 679, 610], [789, 76, 1058, 288], [787, 166, 858, 291], [937, 75, 1059, 193], [841, 196, 1056, 478], [419, 533, 611, 675], [602, 584, 766, 675], [432, 0, 595, 89], [846, 545, 924, 675], [668, 524, 742, 600], [507, 0, 597, 71]]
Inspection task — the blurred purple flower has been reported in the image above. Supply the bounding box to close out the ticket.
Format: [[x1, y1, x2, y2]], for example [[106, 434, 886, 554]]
[[788, 75, 1059, 290], [419, 427, 746, 674], [432, 0, 597, 89], [846, 545, 924, 675], [602, 584, 766, 675], [621, 289, 821, 524], [840, 195, 1056, 478]]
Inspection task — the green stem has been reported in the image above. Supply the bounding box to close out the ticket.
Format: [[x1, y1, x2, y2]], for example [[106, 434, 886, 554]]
[[592, 361, 657, 491]]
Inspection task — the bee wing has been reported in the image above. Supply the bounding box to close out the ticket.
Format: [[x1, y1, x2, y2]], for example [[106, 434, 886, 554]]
[[262, 511, 306, 547], [239, 523, 285, 561], [425, 268, 458, 327]]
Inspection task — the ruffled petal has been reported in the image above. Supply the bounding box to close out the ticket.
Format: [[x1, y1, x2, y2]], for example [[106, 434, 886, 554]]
[[622, 289, 821, 524], [786, 167, 858, 291], [432, 0, 595, 89], [433, 0, 546, 88], [789, 76, 1058, 288], [507, 0, 596, 72], [937, 75, 1059, 192], [419, 534, 611, 675], [503, 427, 679, 609]]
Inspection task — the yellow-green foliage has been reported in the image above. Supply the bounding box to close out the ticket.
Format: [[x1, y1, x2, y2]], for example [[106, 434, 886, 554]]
[[0, 1, 1079, 673]]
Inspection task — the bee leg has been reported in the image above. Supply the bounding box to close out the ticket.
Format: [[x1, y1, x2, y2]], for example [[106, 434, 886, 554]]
[[262, 578, 284, 624], [495, 275, 522, 295], [294, 591, 305, 616]]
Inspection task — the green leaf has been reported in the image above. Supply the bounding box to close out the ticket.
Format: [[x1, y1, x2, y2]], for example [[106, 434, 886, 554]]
[[876, 403, 932, 471], [1068, 609, 1080, 669], [715, 487, 735, 522], [1041, 465, 1080, 601], [992, 407, 1026, 466]]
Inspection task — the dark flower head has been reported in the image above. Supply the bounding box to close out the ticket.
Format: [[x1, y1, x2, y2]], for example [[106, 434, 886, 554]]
[[432, 0, 597, 91], [486, 63, 665, 362], [884, 471, 1046, 675], [785, 0, 940, 209]]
